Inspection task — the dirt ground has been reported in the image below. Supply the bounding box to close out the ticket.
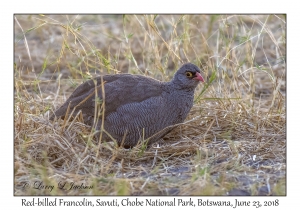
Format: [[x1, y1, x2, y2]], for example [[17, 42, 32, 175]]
[[14, 14, 286, 195]]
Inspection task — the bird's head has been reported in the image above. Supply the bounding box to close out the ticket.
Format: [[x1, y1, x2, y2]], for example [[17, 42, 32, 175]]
[[172, 63, 205, 89]]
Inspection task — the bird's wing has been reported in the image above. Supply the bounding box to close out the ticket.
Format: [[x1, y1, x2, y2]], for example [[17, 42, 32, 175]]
[[50, 74, 163, 120]]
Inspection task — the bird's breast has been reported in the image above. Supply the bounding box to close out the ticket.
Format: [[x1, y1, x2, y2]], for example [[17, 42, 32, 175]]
[[162, 91, 194, 123]]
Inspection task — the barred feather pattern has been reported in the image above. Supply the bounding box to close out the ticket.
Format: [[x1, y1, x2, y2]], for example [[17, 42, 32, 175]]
[[101, 88, 195, 147], [51, 63, 204, 147]]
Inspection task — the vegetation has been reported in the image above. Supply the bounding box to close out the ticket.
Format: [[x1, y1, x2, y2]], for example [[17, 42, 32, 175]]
[[14, 14, 286, 195]]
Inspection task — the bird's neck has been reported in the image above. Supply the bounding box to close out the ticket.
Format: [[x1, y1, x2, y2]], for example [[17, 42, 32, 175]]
[[164, 81, 196, 93]]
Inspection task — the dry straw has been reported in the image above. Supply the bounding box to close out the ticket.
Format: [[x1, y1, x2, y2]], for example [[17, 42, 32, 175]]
[[14, 14, 285, 195]]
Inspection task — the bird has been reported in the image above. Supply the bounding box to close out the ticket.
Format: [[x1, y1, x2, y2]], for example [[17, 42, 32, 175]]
[[50, 63, 205, 148]]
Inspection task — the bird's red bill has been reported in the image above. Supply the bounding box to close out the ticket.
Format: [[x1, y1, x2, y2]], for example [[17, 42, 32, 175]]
[[194, 72, 205, 82]]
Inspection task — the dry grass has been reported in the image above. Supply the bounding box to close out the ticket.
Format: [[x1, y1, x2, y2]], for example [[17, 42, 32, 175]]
[[14, 14, 286, 195]]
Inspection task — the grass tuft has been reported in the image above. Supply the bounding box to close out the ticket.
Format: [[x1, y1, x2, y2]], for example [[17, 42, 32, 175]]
[[14, 14, 286, 195]]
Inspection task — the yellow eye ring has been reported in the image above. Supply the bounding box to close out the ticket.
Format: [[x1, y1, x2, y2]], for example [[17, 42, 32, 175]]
[[185, 71, 193, 78]]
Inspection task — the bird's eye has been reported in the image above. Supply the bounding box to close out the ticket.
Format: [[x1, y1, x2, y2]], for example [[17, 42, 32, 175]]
[[185, 71, 193, 78]]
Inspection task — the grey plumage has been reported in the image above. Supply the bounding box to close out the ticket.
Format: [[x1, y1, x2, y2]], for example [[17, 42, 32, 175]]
[[51, 63, 204, 147]]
